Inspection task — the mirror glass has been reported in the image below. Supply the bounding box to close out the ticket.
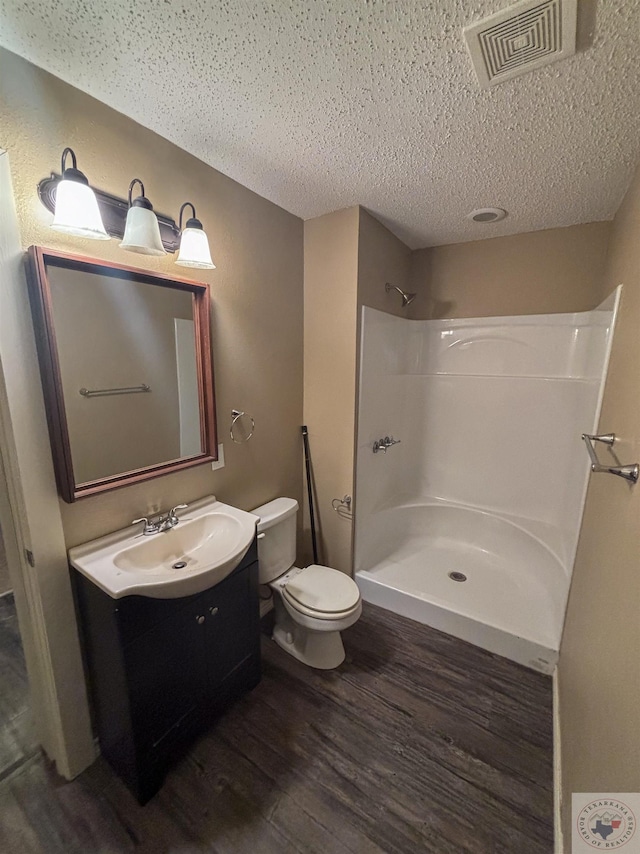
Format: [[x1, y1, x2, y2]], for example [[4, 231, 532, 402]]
[[27, 248, 217, 502], [48, 266, 202, 483]]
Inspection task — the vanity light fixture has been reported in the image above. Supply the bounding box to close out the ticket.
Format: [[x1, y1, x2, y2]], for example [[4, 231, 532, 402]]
[[176, 202, 216, 269], [50, 148, 109, 240], [119, 179, 166, 256]]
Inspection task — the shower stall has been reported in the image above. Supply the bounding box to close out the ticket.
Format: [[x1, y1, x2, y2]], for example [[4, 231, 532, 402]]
[[354, 289, 620, 673]]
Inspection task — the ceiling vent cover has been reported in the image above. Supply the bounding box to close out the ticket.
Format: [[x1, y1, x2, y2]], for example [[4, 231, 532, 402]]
[[464, 0, 577, 88]]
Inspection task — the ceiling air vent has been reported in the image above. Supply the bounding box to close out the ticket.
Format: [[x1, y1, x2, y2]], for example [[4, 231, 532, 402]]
[[464, 0, 577, 89]]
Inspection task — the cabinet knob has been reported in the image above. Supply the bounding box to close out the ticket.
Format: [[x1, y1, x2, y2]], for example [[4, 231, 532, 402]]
[[196, 615, 205, 624], [209, 606, 219, 616]]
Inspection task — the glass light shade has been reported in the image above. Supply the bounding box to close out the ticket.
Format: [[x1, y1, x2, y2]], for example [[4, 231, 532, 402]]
[[50, 178, 110, 239], [119, 205, 166, 256], [176, 226, 216, 269]]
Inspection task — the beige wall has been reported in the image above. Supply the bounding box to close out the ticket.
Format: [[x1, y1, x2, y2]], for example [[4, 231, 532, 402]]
[[0, 147, 94, 775], [357, 209, 412, 316], [0, 48, 303, 551], [411, 221, 611, 319], [559, 163, 640, 841], [303, 207, 359, 571], [0, 526, 9, 596], [303, 207, 415, 573]]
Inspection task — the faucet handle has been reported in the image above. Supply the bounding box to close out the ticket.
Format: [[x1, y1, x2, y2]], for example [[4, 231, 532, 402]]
[[132, 517, 157, 535], [168, 504, 188, 524], [170, 503, 188, 517]]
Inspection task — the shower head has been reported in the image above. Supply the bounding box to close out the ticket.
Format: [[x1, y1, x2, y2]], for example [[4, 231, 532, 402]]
[[385, 282, 416, 308]]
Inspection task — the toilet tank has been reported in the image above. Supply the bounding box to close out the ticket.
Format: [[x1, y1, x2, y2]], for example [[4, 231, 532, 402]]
[[251, 497, 299, 584]]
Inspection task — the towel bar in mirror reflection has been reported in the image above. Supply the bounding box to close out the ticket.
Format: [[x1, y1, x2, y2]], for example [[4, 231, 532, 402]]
[[79, 384, 151, 398]]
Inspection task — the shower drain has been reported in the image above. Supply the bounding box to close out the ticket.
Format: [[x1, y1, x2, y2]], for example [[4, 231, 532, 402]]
[[448, 571, 467, 582]]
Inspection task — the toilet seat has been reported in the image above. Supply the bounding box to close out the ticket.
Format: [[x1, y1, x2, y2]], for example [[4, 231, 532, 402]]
[[282, 564, 361, 620]]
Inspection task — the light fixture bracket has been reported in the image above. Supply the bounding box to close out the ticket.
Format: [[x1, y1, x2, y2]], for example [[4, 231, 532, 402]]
[[128, 177, 154, 210], [179, 201, 203, 232], [38, 173, 181, 252], [59, 147, 89, 185]]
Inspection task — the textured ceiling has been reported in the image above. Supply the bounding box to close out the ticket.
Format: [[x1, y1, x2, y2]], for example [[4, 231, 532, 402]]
[[1, 0, 640, 248]]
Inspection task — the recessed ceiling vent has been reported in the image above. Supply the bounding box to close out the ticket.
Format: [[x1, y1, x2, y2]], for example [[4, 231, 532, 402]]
[[464, 0, 577, 89]]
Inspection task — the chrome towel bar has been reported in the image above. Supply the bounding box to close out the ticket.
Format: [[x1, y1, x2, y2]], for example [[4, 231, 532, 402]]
[[581, 433, 639, 484], [79, 383, 151, 397]]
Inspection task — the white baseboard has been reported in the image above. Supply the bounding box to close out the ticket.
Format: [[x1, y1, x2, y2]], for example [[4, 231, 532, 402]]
[[553, 668, 564, 853]]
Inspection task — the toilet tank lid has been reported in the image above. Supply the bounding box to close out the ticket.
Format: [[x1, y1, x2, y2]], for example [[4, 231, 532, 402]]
[[251, 497, 298, 531]]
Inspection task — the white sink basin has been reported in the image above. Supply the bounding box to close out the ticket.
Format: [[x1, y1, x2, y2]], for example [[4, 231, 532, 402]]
[[69, 496, 257, 599]]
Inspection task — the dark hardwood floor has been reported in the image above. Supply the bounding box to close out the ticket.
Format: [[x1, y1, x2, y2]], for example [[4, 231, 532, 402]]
[[0, 593, 38, 781], [0, 602, 553, 853]]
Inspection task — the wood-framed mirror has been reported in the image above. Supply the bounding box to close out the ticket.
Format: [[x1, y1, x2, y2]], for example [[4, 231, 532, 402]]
[[26, 246, 217, 503]]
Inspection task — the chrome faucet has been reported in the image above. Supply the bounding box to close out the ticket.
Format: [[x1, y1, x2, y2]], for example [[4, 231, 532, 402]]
[[373, 436, 401, 454], [132, 504, 188, 535]]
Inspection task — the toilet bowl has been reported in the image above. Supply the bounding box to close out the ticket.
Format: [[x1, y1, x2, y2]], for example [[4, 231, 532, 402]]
[[251, 498, 361, 669]]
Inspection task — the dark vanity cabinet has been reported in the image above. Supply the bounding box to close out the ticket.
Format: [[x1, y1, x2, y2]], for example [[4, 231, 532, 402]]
[[72, 540, 260, 803]]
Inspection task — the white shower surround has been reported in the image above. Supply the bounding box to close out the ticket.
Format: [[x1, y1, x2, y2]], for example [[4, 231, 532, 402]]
[[355, 292, 619, 673]]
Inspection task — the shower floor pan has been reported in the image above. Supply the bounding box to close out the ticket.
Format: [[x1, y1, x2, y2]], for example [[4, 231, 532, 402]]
[[355, 505, 565, 674]]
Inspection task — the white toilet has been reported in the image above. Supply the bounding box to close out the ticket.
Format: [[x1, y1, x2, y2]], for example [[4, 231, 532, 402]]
[[251, 497, 362, 669]]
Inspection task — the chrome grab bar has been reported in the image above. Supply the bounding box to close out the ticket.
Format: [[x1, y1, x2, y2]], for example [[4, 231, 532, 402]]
[[581, 433, 639, 484]]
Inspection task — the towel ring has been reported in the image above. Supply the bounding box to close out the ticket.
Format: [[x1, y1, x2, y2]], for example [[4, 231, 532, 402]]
[[230, 409, 255, 444]]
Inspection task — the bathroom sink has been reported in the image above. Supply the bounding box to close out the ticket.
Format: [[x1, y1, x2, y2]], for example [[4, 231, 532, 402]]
[[68, 496, 257, 599]]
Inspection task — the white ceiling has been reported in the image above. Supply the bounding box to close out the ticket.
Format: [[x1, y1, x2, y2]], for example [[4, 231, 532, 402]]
[[1, 0, 640, 248]]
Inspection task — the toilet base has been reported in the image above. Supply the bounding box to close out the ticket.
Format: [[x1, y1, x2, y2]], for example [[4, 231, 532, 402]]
[[273, 622, 346, 669]]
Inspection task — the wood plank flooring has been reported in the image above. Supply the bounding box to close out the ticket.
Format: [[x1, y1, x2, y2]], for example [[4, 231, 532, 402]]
[[0, 593, 38, 780], [0, 602, 553, 853]]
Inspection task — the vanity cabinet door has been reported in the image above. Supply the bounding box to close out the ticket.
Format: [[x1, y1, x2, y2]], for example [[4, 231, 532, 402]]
[[204, 561, 260, 696], [124, 601, 208, 753]]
